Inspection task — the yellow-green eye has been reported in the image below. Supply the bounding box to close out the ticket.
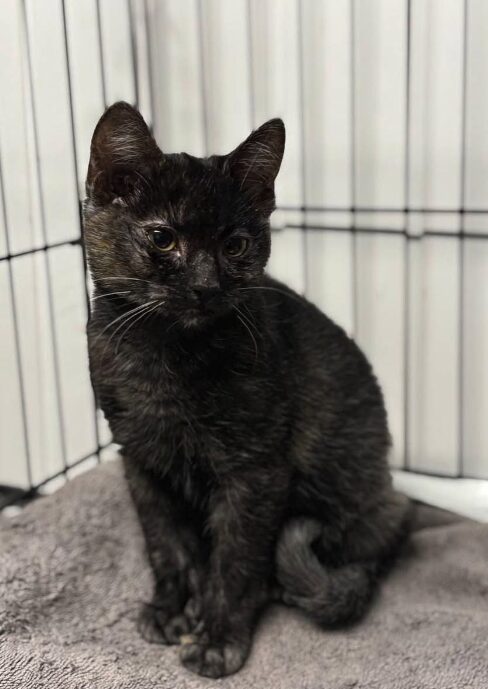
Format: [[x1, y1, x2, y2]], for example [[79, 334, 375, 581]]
[[151, 228, 176, 252], [224, 236, 249, 257]]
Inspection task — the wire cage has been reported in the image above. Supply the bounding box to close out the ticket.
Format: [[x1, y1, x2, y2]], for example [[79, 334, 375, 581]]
[[1, 0, 487, 510]]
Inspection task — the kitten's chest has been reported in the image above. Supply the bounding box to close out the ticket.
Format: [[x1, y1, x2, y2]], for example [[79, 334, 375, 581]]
[[90, 320, 271, 485], [113, 344, 230, 461]]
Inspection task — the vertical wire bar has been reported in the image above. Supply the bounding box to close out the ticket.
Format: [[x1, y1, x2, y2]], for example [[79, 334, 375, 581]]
[[143, 0, 156, 131], [350, 0, 358, 337], [246, 0, 255, 130], [196, 0, 209, 156], [403, 0, 412, 470], [127, 0, 140, 109], [0, 152, 33, 488], [20, 0, 69, 475], [458, 0, 469, 477], [296, 0, 308, 296], [61, 0, 102, 465], [95, 0, 107, 109]]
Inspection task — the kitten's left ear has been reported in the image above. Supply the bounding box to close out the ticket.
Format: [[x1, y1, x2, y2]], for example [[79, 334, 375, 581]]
[[223, 118, 285, 212], [86, 101, 163, 204]]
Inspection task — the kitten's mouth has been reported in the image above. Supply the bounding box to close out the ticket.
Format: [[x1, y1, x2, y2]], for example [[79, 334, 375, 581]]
[[178, 310, 217, 330], [180, 297, 232, 328], [186, 304, 223, 320]]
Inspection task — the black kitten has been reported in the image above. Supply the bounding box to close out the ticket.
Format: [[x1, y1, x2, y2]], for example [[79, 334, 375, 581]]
[[84, 102, 410, 678]]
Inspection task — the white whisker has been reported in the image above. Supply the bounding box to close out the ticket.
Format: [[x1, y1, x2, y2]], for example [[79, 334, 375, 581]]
[[91, 290, 130, 301], [97, 277, 154, 285], [107, 300, 157, 347], [234, 308, 258, 363], [234, 304, 261, 343], [239, 302, 262, 339], [114, 300, 161, 354], [97, 300, 155, 342]]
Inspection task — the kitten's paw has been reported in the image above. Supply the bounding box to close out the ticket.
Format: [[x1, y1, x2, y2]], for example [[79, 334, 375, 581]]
[[180, 640, 249, 678], [183, 595, 202, 629], [137, 604, 193, 645], [162, 613, 191, 644], [137, 603, 168, 644]]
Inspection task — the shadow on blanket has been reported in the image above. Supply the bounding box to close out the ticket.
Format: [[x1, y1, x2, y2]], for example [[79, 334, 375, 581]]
[[1, 460, 487, 689]]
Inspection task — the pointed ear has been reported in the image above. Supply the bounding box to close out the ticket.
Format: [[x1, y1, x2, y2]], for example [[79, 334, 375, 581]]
[[223, 118, 285, 212], [86, 102, 163, 204]]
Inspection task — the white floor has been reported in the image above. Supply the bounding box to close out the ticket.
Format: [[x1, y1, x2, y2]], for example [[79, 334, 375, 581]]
[[393, 470, 488, 523]]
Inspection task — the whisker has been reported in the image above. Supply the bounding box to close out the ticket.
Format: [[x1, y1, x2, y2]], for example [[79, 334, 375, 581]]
[[97, 300, 155, 341], [234, 304, 261, 344], [98, 301, 157, 362], [115, 301, 161, 354], [97, 277, 155, 285], [107, 300, 157, 347], [91, 290, 130, 301], [239, 302, 262, 340], [234, 308, 258, 363]]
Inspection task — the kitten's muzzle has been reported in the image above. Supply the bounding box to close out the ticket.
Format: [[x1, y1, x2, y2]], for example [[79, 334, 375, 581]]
[[192, 286, 221, 308]]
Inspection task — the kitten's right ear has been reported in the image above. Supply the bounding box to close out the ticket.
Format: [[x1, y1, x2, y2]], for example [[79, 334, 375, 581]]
[[86, 102, 163, 205]]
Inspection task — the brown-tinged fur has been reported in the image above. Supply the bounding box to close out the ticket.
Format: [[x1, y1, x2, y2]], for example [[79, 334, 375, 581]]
[[84, 102, 410, 678]]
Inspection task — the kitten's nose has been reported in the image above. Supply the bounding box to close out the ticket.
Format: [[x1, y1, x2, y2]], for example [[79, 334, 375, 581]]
[[192, 286, 220, 306]]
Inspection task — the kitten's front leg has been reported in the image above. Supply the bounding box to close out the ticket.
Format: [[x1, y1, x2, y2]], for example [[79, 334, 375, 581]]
[[180, 468, 287, 678], [123, 456, 203, 645]]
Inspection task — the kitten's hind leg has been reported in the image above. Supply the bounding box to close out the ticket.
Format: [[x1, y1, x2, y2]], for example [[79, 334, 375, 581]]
[[276, 491, 411, 627], [123, 456, 204, 645]]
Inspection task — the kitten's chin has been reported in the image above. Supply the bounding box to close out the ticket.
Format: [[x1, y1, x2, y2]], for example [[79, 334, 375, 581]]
[[177, 307, 225, 331], [181, 314, 209, 329], [163, 298, 234, 332]]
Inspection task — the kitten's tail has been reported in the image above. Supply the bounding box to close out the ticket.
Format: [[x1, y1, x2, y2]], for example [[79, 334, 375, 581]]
[[275, 518, 379, 627]]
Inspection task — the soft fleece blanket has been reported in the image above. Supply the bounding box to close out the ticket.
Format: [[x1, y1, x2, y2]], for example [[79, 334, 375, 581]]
[[0, 460, 487, 688]]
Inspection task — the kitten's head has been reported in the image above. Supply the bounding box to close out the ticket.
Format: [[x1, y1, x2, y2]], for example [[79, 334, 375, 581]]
[[83, 102, 285, 328]]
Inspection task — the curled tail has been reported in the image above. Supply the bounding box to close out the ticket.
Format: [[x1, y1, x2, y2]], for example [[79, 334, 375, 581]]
[[275, 518, 380, 627]]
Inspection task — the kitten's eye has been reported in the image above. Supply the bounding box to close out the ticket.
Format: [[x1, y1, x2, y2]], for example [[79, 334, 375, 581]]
[[223, 236, 249, 257], [150, 228, 176, 252]]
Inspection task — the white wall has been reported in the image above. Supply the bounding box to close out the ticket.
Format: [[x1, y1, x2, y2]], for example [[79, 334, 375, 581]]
[[1, 0, 487, 492]]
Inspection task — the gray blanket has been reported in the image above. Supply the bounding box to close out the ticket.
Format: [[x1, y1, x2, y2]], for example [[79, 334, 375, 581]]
[[1, 460, 487, 689]]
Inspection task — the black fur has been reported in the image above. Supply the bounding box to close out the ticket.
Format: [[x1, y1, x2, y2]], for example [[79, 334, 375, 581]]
[[83, 102, 410, 678]]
